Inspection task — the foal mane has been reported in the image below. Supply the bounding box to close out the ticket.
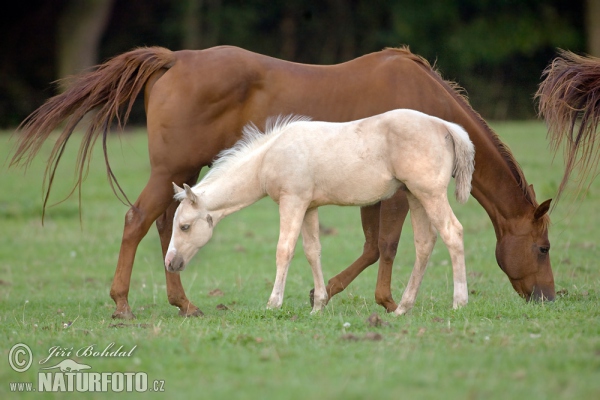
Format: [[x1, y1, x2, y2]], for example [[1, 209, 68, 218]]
[[387, 46, 539, 210], [191, 114, 312, 191]]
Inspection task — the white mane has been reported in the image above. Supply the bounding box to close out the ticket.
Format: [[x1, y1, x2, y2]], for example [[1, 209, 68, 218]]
[[175, 114, 311, 200]]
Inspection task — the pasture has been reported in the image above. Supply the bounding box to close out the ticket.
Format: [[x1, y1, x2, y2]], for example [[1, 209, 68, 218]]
[[1, 121, 599, 399]]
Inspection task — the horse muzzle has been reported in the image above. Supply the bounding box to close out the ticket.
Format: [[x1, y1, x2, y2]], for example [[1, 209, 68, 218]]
[[526, 283, 556, 302], [165, 250, 186, 273]]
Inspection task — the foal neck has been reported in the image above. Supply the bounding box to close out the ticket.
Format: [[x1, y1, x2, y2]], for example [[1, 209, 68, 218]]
[[195, 155, 267, 221]]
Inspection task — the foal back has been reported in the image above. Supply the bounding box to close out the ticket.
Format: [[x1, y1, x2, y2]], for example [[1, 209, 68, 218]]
[[261, 109, 473, 208]]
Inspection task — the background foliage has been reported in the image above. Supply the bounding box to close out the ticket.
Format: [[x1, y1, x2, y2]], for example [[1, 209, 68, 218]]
[[0, 0, 587, 127]]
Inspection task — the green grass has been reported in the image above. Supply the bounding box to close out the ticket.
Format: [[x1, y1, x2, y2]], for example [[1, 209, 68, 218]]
[[1, 121, 599, 399]]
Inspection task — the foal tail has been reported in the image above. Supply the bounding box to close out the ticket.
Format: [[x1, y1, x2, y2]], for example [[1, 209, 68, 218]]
[[444, 122, 475, 204], [9, 46, 177, 217], [536, 49, 600, 203]]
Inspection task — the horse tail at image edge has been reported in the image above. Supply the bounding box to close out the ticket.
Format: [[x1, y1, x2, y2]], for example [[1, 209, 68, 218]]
[[9, 46, 177, 217]]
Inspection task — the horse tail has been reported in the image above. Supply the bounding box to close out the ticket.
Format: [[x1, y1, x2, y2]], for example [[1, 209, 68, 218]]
[[444, 121, 475, 204], [536, 49, 600, 203], [9, 46, 177, 218]]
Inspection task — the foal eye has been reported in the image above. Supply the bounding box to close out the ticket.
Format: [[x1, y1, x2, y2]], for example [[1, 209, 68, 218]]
[[540, 246, 549, 254], [180, 224, 190, 232]]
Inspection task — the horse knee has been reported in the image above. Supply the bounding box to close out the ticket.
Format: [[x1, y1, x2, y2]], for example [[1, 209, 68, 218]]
[[121, 207, 149, 245], [362, 241, 380, 265], [378, 238, 399, 264]]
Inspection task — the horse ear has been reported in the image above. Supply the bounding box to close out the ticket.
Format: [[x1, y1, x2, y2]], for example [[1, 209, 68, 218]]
[[183, 183, 198, 204], [534, 199, 552, 220], [528, 184, 536, 198], [206, 214, 213, 228], [173, 182, 184, 195]]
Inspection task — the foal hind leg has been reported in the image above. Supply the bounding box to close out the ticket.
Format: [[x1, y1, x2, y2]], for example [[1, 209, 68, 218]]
[[410, 192, 468, 310], [301, 207, 328, 313], [395, 193, 438, 316], [110, 173, 180, 319], [155, 174, 203, 317]]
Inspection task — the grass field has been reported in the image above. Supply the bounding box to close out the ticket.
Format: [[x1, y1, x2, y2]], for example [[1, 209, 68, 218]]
[[1, 121, 599, 399]]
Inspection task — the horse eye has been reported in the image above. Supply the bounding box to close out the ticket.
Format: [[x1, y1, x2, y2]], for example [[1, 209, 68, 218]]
[[540, 246, 549, 254], [180, 224, 190, 232]]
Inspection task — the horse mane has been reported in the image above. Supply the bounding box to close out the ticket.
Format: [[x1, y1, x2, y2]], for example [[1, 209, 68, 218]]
[[185, 114, 312, 196], [536, 49, 600, 205], [386, 46, 539, 209]]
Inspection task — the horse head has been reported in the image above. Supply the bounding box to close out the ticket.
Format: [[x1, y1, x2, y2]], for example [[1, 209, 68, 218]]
[[165, 183, 214, 272], [495, 198, 555, 302]]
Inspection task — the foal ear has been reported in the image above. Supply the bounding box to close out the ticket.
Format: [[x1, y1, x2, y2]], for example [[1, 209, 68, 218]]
[[206, 214, 213, 228], [183, 183, 198, 204], [534, 199, 552, 220], [173, 183, 184, 195]]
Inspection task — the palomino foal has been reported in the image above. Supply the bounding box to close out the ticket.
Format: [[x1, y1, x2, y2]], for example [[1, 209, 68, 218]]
[[165, 109, 475, 314]]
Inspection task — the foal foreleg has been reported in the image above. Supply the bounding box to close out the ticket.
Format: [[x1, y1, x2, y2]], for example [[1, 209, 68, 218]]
[[395, 193, 438, 316], [267, 197, 308, 309], [301, 207, 328, 313]]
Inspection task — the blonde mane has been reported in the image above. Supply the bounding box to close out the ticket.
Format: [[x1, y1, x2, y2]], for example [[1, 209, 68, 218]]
[[175, 114, 311, 200]]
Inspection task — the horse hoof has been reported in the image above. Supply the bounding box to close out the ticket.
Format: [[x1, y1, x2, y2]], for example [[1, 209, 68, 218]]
[[112, 310, 136, 320], [178, 307, 204, 317], [309, 288, 315, 308]]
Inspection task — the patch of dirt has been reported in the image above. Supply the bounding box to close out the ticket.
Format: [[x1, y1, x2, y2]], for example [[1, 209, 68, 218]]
[[208, 288, 224, 297], [108, 323, 151, 329], [365, 312, 389, 327]]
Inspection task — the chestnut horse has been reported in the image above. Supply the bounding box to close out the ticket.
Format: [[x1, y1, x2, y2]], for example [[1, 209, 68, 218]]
[[11, 45, 554, 319], [536, 49, 600, 204], [166, 110, 474, 314]]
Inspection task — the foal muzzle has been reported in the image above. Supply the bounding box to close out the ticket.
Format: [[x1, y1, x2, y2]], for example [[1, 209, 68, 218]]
[[165, 251, 186, 272]]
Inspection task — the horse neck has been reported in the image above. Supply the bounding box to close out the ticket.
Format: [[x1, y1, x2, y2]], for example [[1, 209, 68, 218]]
[[196, 157, 266, 222], [457, 113, 535, 238]]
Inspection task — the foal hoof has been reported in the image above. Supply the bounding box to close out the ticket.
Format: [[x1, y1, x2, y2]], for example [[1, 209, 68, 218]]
[[178, 307, 204, 318], [309, 288, 315, 308], [112, 310, 136, 320]]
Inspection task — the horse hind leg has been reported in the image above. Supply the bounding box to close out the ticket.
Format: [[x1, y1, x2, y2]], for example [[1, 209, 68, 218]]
[[395, 192, 438, 315], [110, 173, 180, 319], [155, 174, 204, 317], [301, 207, 328, 313]]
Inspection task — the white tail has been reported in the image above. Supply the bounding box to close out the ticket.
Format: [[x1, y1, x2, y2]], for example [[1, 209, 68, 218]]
[[445, 122, 475, 204]]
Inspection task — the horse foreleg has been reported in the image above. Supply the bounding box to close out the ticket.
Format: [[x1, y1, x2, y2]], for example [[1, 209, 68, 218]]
[[156, 195, 204, 318], [267, 198, 307, 310], [110, 174, 181, 319], [374, 191, 410, 312], [320, 202, 381, 303], [301, 208, 328, 313], [395, 193, 437, 316]]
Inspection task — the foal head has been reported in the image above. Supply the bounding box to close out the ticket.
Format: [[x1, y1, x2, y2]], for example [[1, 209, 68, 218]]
[[165, 183, 214, 272], [495, 197, 555, 302]]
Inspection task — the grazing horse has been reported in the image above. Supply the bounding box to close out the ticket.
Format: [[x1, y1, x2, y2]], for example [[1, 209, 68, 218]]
[[536, 49, 600, 204], [10, 45, 554, 319], [165, 110, 475, 314]]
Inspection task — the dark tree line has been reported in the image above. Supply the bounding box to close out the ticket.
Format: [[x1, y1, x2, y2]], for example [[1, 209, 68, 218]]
[[0, 0, 588, 127]]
